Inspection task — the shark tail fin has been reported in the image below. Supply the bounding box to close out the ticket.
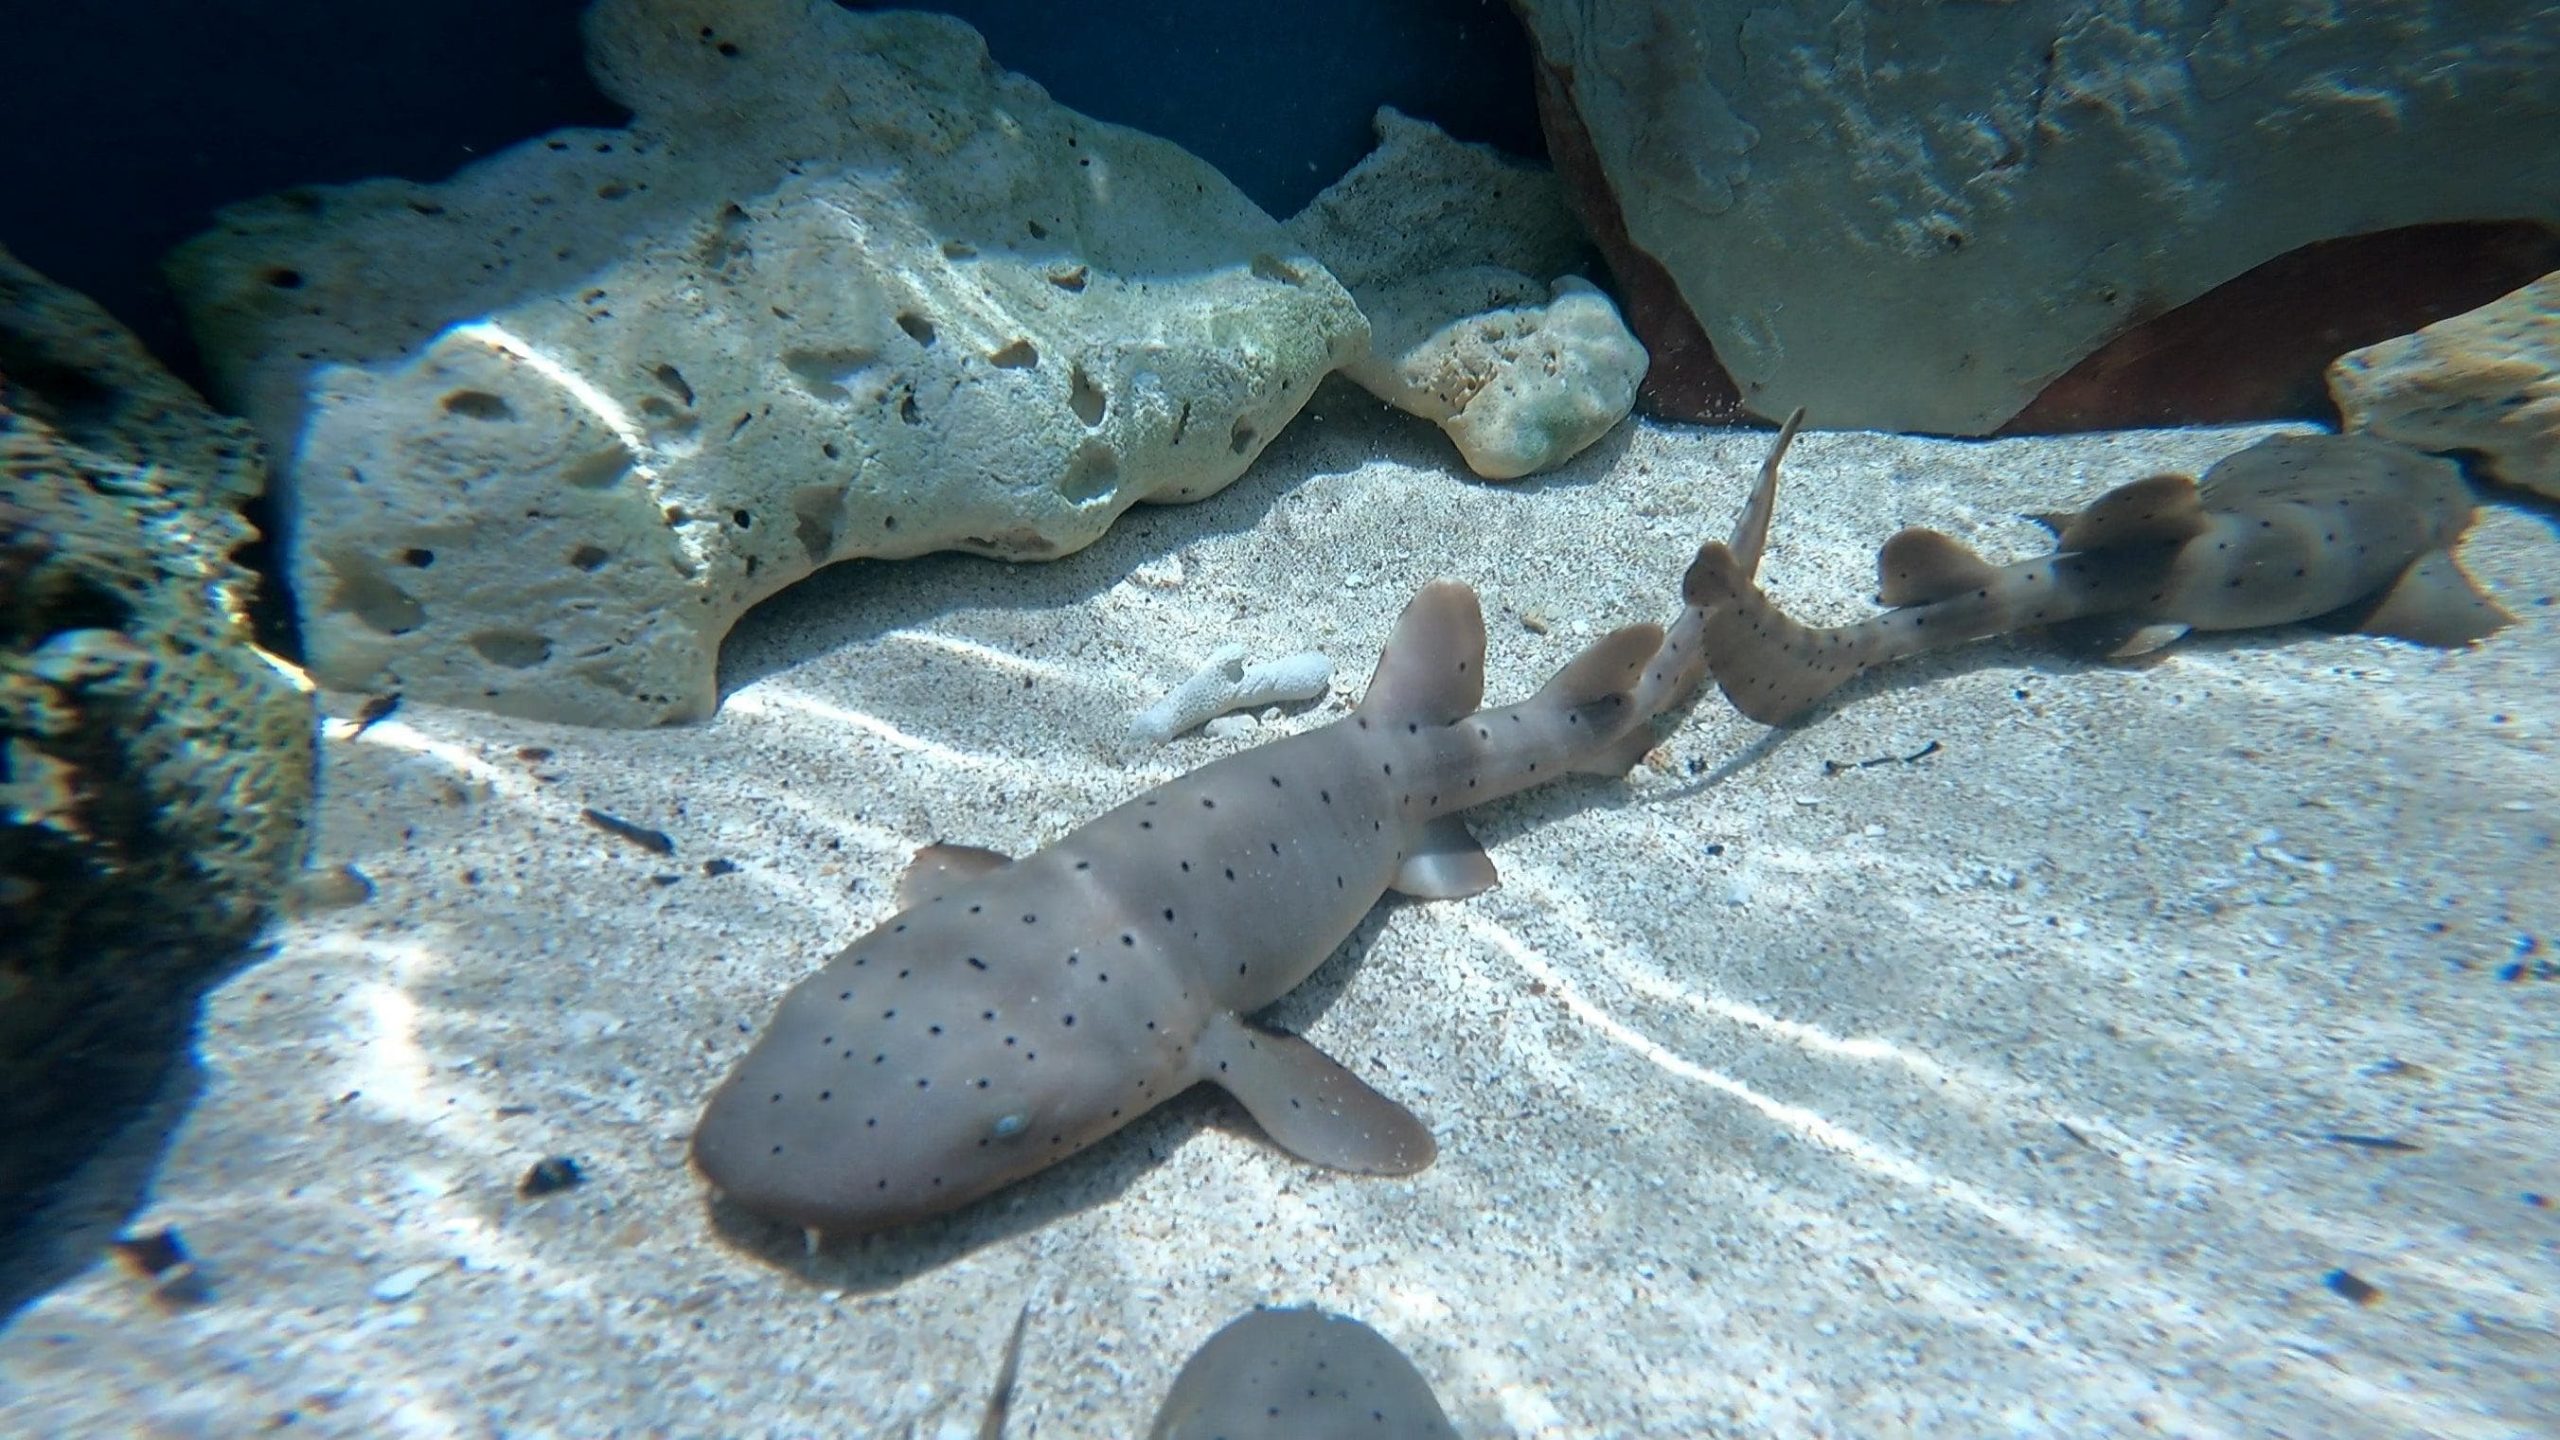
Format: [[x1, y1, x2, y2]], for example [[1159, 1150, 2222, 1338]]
[[1875, 528, 1999, 606], [1726, 406, 1806, 580], [1636, 408, 1810, 723], [2052, 473, 2210, 552], [1524, 621, 1668, 776], [1689, 541, 1866, 727], [1357, 580, 1487, 727]]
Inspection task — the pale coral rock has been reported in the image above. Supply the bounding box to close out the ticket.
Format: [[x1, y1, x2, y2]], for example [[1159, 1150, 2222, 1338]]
[[1353, 273, 1647, 481], [2328, 270, 2560, 500], [1290, 108, 1638, 479], [1132, 643, 1334, 744], [166, 0, 1366, 727]]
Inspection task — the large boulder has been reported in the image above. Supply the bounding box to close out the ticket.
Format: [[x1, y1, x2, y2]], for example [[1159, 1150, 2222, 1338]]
[[1519, 0, 2560, 435], [0, 247, 314, 1237], [167, 0, 1366, 727]]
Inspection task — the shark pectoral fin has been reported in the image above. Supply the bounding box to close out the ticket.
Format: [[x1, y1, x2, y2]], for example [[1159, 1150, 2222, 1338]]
[[1198, 1012, 1436, 1175], [1390, 815, 1499, 898], [897, 842, 1013, 907], [2055, 473, 2209, 552], [1358, 581, 1488, 726], [2107, 622, 2192, 659], [1875, 528, 1998, 606], [2352, 549, 2515, 647]]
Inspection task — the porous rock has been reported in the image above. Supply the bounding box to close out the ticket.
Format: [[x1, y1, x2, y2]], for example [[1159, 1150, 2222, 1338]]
[[166, 0, 1366, 727], [1352, 271, 1647, 480], [1519, 0, 2560, 435], [1290, 107, 1640, 479], [0, 247, 314, 1230], [2329, 270, 2560, 500]]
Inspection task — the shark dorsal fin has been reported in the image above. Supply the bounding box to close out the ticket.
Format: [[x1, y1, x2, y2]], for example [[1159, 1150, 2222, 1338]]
[[1356, 580, 1486, 727], [2052, 473, 2209, 552], [1876, 527, 1998, 606], [898, 842, 1012, 908]]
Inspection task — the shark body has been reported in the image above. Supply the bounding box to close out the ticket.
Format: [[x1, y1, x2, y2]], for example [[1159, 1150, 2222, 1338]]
[[693, 581, 1662, 1238], [1683, 431, 2512, 725], [1144, 1307, 1458, 1439], [977, 1303, 1458, 1439]]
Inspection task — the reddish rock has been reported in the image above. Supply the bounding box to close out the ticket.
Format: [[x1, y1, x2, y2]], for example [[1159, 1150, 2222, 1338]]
[[2006, 222, 2560, 435], [1533, 58, 1748, 426]]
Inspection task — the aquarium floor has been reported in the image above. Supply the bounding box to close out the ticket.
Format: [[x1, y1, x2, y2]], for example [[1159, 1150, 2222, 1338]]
[[6, 397, 2554, 1437]]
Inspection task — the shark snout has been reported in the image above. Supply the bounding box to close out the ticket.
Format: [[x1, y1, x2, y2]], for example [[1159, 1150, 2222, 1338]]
[[690, 1048, 1052, 1235]]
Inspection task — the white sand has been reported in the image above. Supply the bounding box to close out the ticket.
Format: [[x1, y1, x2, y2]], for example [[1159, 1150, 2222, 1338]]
[[5, 390, 2554, 1437]]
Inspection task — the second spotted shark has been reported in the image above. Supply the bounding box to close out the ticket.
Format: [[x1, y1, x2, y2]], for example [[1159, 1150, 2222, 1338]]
[[1683, 430, 2513, 725], [694, 581, 1664, 1242]]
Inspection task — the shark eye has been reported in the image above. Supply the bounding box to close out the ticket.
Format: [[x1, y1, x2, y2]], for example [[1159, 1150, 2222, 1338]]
[[989, 1113, 1027, 1140]]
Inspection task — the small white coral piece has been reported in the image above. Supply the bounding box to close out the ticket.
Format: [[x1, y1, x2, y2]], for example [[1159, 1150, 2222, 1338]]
[[1132, 644, 1333, 743]]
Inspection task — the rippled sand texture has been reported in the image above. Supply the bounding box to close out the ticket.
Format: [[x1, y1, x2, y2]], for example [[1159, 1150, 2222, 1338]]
[[4, 394, 2552, 1436]]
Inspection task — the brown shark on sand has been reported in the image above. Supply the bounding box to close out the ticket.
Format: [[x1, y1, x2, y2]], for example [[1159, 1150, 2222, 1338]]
[[693, 581, 1665, 1243], [1683, 431, 2513, 726], [977, 1303, 1459, 1439], [1144, 1307, 1459, 1440]]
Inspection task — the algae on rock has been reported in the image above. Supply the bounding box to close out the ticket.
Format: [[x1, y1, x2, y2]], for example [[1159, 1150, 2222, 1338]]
[[0, 246, 315, 1232], [166, 0, 1366, 728]]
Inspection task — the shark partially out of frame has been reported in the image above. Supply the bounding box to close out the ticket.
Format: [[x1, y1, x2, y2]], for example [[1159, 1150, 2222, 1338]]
[[1682, 430, 2514, 726]]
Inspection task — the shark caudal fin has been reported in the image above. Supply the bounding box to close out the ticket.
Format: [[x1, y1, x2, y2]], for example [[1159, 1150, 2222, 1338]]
[[1357, 581, 1487, 727], [1688, 540, 1868, 726], [1635, 408, 1809, 720]]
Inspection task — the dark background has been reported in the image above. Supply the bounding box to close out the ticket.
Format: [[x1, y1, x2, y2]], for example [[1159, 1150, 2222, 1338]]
[[0, 0, 1543, 381]]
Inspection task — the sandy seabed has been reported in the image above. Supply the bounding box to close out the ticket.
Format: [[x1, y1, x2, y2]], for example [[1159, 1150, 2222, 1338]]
[[4, 391, 2554, 1438]]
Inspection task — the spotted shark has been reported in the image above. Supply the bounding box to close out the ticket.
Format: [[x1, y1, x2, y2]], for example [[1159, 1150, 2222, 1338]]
[[1144, 1306, 1458, 1439], [1682, 430, 2513, 725], [977, 1303, 1458, 1440], [692, 581, 1665, 1241]]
